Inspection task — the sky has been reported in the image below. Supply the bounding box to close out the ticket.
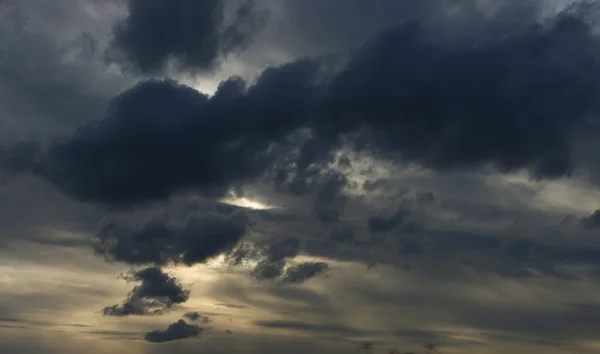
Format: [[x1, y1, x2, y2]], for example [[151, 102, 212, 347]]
[[4, 0, 600, 353]]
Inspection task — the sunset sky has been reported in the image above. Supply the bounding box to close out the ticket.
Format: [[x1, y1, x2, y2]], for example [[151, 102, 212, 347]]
[[3, 1, 600, 353]]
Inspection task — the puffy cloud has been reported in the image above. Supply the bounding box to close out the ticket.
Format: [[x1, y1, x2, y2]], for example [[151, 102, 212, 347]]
[[5, 3, 600, 210], [94, 210, 249, 266], [144, 319, 202, 343], [103, 266, 189, 316], [106, 0, 266, 74]]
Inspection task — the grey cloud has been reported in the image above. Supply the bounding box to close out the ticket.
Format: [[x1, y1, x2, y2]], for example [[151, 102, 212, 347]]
[[281, 262, 330, 284], [392, 329, 483, 348], [581, 209, 600, 229], [251, 237, 300, 280], [368, 209, 410, 234], [12, 57, 319, 206], [5, 2, 600, 211], [250, 237, 299, 281], [144, 319, 202, 343], [103, 267, 189, 316], [94, 210, 249, 266], [183, 311, 201, 321], [0, 1, 127, 141], [243, 236, 330, 284], [363, 178, 389, 192], [270, 0, 542, 58], [330, 225, 354, 243], [251, 260, 286, 280], [416, 191, 435, 204], [183, 311, 211, 323], [107, 0, 265, 74]]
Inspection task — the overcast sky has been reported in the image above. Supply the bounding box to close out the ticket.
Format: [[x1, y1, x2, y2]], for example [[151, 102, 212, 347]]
[[3, 0, 600, 353]]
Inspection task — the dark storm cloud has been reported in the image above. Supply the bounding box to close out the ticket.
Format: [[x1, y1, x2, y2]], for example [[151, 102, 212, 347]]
[[320, 10, 600, 178], [14, 58, 320, 206], [144, 319, 202, 343], [5, 2, 600, 210], [107, 0, 265, 74], [94, 210, 249, 266], [103, 267, 189, 316]]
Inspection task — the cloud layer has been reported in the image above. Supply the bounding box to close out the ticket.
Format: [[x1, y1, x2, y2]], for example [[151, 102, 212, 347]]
[[5, 2, 600, 211]]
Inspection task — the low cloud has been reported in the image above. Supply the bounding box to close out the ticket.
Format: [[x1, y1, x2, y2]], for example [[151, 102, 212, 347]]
[[103, 267, 189, 316], [144, 319, 202, 343], [94, 210, 249, 266], [183, 311, 211, 323], [281, 261, 330, 283]]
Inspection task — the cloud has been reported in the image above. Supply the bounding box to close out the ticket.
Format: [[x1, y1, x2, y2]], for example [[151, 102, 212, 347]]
[[241, 237, 330, 284], [106, 0, 266, 74], [367, 209, 410, 234], [12, 57, 319, 206], [144, 319, 202, 343], [183, 311, 211, 323], [94, 210, 249, 266], [250, 237, 300, 280], [0, 1, 127, 141], [281, 261, 330, 283], [5, 2, 600, 212], [103, 267, 190, 316], [581, 209, 600, 229]]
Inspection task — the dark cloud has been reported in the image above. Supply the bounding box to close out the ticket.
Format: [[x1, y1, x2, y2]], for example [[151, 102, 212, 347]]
[[0, 1, 125, 142], [183, 311, 211, 323], [281, 261, 330, 283], [330, 225, 354, 243], [231, 236, 329, 284], [416, 191, 435, 204], [272, 0, 541, 58], [432, 231, 503, 254], [144, 319, 202, 343], [10, 57, 320, 206], [368, 209, 410, 234], [183, 311, 201, 321], [103, 267, 189, 316], [581, 209, 600, 229], [363, 178, 389, 192], [320, 10, 600, 179], [5, 3, 600, 210], [263, 237, 301, 261], [251, 260, 286, 280], [94, 210, 249, 266], [106, 0, 266, 74], [250, 237, 300, 281]]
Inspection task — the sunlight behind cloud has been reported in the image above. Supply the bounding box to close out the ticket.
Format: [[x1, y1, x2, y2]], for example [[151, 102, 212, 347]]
[[220, 196, 276, 210]]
